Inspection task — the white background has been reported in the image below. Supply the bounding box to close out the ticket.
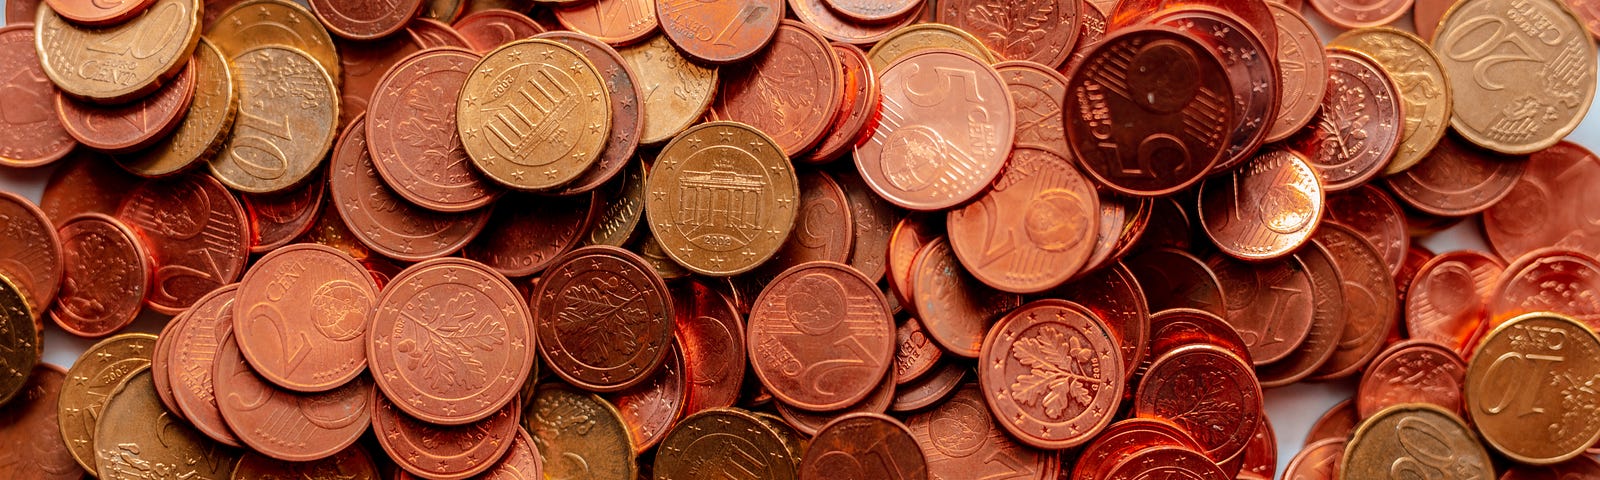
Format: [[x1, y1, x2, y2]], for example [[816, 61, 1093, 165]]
[[3, 3, 1596, 476]]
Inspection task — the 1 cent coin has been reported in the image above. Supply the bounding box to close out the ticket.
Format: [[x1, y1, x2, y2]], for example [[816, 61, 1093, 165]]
[[948, 147, 1099, 294], [1287, 49, 1402, 191], [710, 20, 842, 157], [551, 0, 654, 45], [1198, 148, 1324, 261], [789, 0, 919, 45], [42, 0, 156, 25], [0, 24, 74, 168], [1325, 184, 1410, 275], [168, 284, 242, 448], [1356, 340, 1467, 418], [48, 213, 149, 338], [1308, 223, 1399, 380], [1124, 247, 1226, 317], [369, 257, 534, 424], [214, 332, 373, 461], [997, 61, 1071, 160], [94, 368, 236, 479], [748, 261, 893, 411], [35, 0, 201, 103], [0, 191, 63, 320], [979, 299, 1123, 449], [1468, 312, 1600, 464], [533, 246, 673, 392], [309, 0, 421, 40], [455, 8, 544, 52], [905, 384, 1060, 480], [1257, 242, 1348, 387], [798, 413, 928, 480], [1483, 141, 1600, 262], [458, 39, 611, 191], [1206, 253, 1316, 365], [369, 47, 501, 212], [1283, 438, 1344, 479], [209, 45, 339, 194], [1342, 403, 1493, 477], [0, 364, 79, 480], [234, 243, 379, 392], [372, 390, 519, 480], [54, 53, 196, 154], [655, 0, 782, 64]]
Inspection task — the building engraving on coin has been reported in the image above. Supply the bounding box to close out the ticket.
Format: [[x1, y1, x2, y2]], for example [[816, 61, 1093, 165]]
[[460, 39, 610, 191], [645, 122, 798, 276]]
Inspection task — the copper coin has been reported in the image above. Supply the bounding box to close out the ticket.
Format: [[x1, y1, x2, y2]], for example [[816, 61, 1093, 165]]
[[1405, 250, 1503, 355], [1064, 25, 1235, 196], [749, 261, 893, 411], [1071, 418, 1202, 480], [938, 0, 1077, 66], [754, 170, 855, 279], [1469, 313, 1600, 464], [1343, 404, 1493, 477], [537, 31, 644, 196], [655, 0, 782, 63], [40, 151, 142, 226], [453, 8, 543, 52], [309, 0, 421, 40], [996, 61, 1071, 159], [1356, 339, 1466, 418], [214, 332, 373, 461], [1488, 247, 1600, 330], [331, 116, 489, 262], [775, 363, 892, 435], [1413, 0, 1453, 40], [1154, 7, 1277, 172], [420, 0, 462, 22], [1308, 222, 1399, 381], [234, 244, 378, 391], [910, 238, 1024, 358], [1198, 148, 1324, 261], [885, 214, 942, 315], [533, 246, 674, 392], [1142, 308, 1252, 376], [1404, 204, 1464, 237], [1135, 343, 1262, 462], [1325, 184, 1409, 275], [296, 203, 404, 282], [1206, 253, 1315, 365], [821, 0, 917, 23], [948, 147, 1099, 293], [1063, 0, 1109, 72], [893, 317, 941, 385], [1308, 0, 1412, 28], [43, 0, 157, 25], [1257, 242, 1348, 387], [1131, 196, 1193, 253], [1124, 247, 1226, 317], [1484, 141, 1600, 262], [371, 391, 519, 480], [653, 408, 790, 480], [242, 172, 325, 253], [834, 165, 898, 283], [1388, 134, 1526, 217], [1395, 242, 1434, 304], [806, 43, 880, 164], [606, 340, 686, 453], [1234, 417, 1277, 478], [53, 54, 192, 151], [5, 0, 42, 24], [1500, 456, 1600, 480], [710, 20, 842, 157], [48, 213, 149, 337], [550, 0, 653, 46], [368, 47, 500, 212], [337, 34, 424, 126], [1287, 49, 1402, 191], [168, 284, 243, 448], [1305, 398, 1359, 445], [1330, 28, 1452, 176], [36, 0, 200, 104], [0, 191, 62, 319], [671, 278, 746, 416], [1104, 445, 1227, 479], [615, 33, 718, 145], [461, 192, 593, 277], [798, 413, 927, 480], [370, 257, 533, 424], [979, 299, 1123, 449], [1078, 191, 1134, 274], [906, 384, 1060, 480], [408, 17, 474, 48], [1282, 438, 1344, 479], [232, 444, 380, 480], [889, 360, 967, 412], [855, 48, 1014, 210], [151, 311, 186, 419], [0, 25, 74, 168], [1265, 2, 1328, 143], [1053, 262, 1150, 382], [1110, 0, 1281, 49], [0, 364, 80, 480], [787, 0, 920, 45]]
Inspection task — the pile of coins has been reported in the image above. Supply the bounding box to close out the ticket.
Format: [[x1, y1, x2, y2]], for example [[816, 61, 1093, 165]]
[[2, 0, 1600, 477]]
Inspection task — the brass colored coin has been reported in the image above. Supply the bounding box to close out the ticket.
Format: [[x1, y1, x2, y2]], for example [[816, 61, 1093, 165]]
[[527, 384, 637, 480], [209, 45, 339, 193], [864, 23, 996, 72], [1341, 403, 1492, 479], [1467, 312, 1600, 465], [0, 274, 36, 406], [644, 121, 800, 277], [93, 369, 236, 479], [617, 34, 718, 145], [1434, 0, 1596, 154], [205, 0, 342, 81], [458, 39, 611, 191], [119, 38, 239, 178], [57, 333, 156, 475], [1329, 28, 1452, 175], [654, 408, 797, 480], [583, 159, 647, 248], [34, 0, 201, 103]]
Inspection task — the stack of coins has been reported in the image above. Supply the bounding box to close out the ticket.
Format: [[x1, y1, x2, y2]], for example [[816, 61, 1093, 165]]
[[2, 0, 1600, 478]]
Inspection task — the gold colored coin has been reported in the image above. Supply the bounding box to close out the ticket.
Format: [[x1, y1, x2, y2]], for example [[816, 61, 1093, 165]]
[[1329, 28, 1452, 175], [57, 332, 156, 475], [654, 408, 797, 480], [526, 384, 636, 480], [119, 38, 239, 178], [1434, 0, 1596, 154], [205, 0, 342, 82], [617, 34, 718, 145], [458, 39, 611, 191], [635, 231, 692, 280], [584, 159, 648, 248], [34, 0, 202, 103], [751, 411, 806, 469], [208, 45, 339, 193], [865, 23, 997, 72], [1342, 403, 1492, 479], [644, 121, 800, 277], [1466, 312, 1600, 465], [0, 274, 37, 407], [94, 368, 236, 479]]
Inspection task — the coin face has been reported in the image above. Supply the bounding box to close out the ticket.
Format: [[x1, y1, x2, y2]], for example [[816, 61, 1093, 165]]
[[48, 214, 149, 338], [1257, 243, 1348, 387], [168, 285, 242, 448], [864, 23, 994, 72], [906, 384, 1059, 480], [0, 365, 79, 480], [43, 0, 158, 25], [1065, 25, 1235, 196], [533, 246, 674, 392], [948, 148, 1099, 293], [455, 8, 544, 53], [1308, 223, 1399, 380], [235, 244, 379, 391], [939, 0, 1077, 66], [372, 391, 519, 480], [645, 121, 799, 276], [789, 0, 920, 45], [209, 45, 338, 194], [35, 0, 201, 103], [0, 275, 37, 407], [0, 191, 63, 320], [671, 279, 746, 417], [1134, 344, 1262, 462], [368, 47, 501, 212], [711, 21, 842, 157], [654, 408, 792, 480], [369, 257, 534, 424], [120, 38, 239, 178], [856, 49, 1013, 210], [242, 175, 325, 253], [1405, 251, 1503, 355], [1198, 148, 1324, 261], [1489, 248, 1600, 329], [537, 31, 644, 196], [606, 341, 686, 452], [1288, 50, 1402, 191], [655, 0, 782, 63], [529, 384, 637, 480], [1264, 2, 1327, 143], [309, 0, 421, 40], [57, 333, 156, 474], [910, 238, 1024, 358], [1343, 404, 1493, 477], [1152, 7, 1276, 172], [1105, 445, 1228, 480], [458, 39, 612, 191], [616, 36, 717, 146], [205, 0, 341, 79], [551, 0, 656, 45], [748, 261, 893, 411], [213, 332, 373, 461], [808, 43, 880, 164], [1206, 254, 1316, 366], [1071, 418, 1203, 480], [95, 369, 236, 479], [337, 34, 424, 126], [56, 58, 196, 154], [1387, 133, 1528, 216], [1357, 340, 1467, 418], [0, 25, 74, 168], [1436, 0, 1596, 154], [1483, 142, 1600, 262], [798, 413, 927, 480], [980, 299, 1122, 449], [1330, 28, 1452, 175], [330, 116, 490, 262], [773, 361, 894, 435]]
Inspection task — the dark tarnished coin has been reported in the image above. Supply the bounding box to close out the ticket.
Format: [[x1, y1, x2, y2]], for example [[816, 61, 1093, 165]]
[[231, 444, 379, 480], [529, 384, 637, 480], [1342, 404, 1493, 478], [583, 160, 648, 248], [461, 191, 595, 277], [235, 244, 379, 392], [1198, 148, 1324, 261], [654, 407, 792, 480], [533, 246, 674, 392], [1467, 312, 1600, 465], [214, 332, 373, 461], [0, 191, 63, 320], [1124, 247, 1226, 318], [834, 166, 897, 282], [0, 364, 79, 480], [116, 173, 249, 315], [57, 333, 154, 474], [749, 261, 893, 411], [798, 413, 928, 480], [979, 299, 1122, 449], [94, 369, 236, 479], [906, 384, 1060, 479], [948, 147, 1099, 294], [49, 214, 148, 338]]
